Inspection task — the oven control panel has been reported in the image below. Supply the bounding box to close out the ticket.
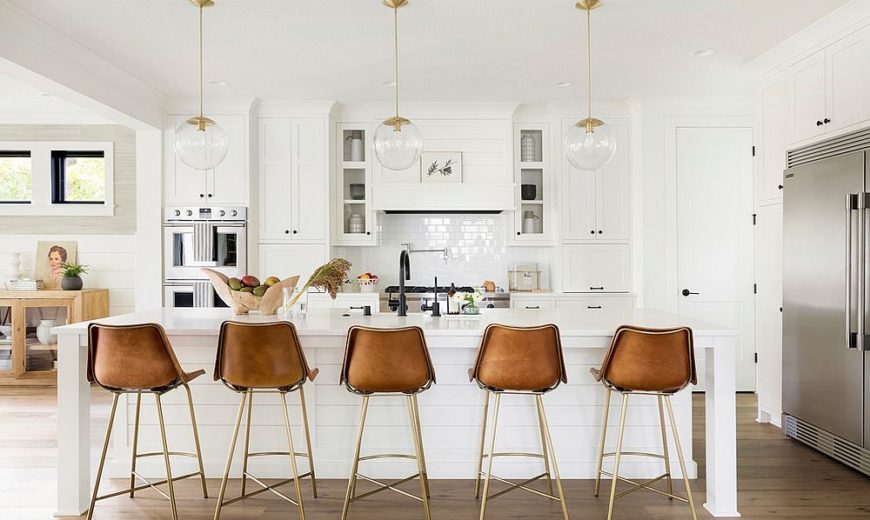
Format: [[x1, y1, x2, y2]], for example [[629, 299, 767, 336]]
[[164, 206, 246, 221]]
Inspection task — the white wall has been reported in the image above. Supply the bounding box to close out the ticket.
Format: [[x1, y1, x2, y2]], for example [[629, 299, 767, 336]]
[[1, 234, 135, 316], [335, 213, 552, 289]]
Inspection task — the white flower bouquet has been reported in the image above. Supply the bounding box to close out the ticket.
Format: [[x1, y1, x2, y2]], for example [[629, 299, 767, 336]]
[[451, 288, 485, 314]]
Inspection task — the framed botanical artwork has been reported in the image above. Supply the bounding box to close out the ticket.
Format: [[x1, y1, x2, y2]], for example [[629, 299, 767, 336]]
[[421, 152, 462, 184], [35, 241, 77, 290]]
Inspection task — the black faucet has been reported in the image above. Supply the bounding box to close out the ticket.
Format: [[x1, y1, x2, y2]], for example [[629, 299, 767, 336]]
[[421, 276, 442, 317], [398, 249, 410, 316]]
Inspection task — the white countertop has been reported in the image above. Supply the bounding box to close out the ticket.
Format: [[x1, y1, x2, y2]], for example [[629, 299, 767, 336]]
[[53, 307, 736, 337]]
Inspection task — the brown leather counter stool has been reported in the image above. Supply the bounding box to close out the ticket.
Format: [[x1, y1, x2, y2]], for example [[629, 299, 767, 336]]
[[212, 321, 318, 520], [470, 323, 570, 520], [86, 323, 208, 520], [339, 326, 436, 520], [590, 325, 698, 520]]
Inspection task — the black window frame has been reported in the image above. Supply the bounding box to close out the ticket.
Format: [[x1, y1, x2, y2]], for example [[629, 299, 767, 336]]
[[50, 150, 106, 205], [0, 150, 33, 204]]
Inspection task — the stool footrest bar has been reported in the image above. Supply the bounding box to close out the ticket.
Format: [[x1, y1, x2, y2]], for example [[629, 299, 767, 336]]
[[480, 472, 558, 501], [96, 471, 202, 502], [598, 470, 687, 502], [352, 472, 424, 502]]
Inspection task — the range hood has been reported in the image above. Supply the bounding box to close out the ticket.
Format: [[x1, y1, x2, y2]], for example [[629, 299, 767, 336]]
[[371, 183, 515, 213]]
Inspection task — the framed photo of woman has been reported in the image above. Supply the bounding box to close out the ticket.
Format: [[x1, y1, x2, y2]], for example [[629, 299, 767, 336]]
[[35, 241, 77, 290]]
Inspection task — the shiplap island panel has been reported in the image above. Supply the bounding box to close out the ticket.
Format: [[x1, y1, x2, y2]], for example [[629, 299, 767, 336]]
[[53, 307, 740, 518]]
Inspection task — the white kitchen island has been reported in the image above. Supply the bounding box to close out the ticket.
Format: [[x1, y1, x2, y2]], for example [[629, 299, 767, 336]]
[[53, 307, 740, 518]]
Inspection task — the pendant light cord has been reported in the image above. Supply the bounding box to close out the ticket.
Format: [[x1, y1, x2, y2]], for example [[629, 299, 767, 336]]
[[199, 3, 204, 122], [393, 5, 399, 120], [586, 5, 592, 122]]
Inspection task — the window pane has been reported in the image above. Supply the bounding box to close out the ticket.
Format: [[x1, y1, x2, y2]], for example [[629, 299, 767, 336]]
[[0, 153, 32, 202], [64, 155, 105, 202]]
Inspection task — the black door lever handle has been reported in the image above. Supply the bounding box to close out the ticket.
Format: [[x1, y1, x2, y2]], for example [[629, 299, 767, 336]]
[[682, 289, 699, 297]]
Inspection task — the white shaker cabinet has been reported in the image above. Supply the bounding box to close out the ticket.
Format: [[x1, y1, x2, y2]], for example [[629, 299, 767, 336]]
[[164, 113, 249, 205], [560, 118, 629, 241], [758, 74, 787, 204], [786, 51, 827, 144], [561, 244, 631, 293], [258, 118, 327, 243]]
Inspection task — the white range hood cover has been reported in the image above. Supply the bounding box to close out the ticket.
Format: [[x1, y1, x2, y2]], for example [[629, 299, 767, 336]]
[[372, 183, 516, 212]]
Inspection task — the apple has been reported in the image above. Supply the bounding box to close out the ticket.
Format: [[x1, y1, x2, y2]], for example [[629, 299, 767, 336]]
[[241, 275, 260, 288], [264, 276, 280, 287], [228, 277, 242, 291], [253, 285, 267, 297]]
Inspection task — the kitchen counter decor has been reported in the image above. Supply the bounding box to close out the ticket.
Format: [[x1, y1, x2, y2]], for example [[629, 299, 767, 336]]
[[286, 258, 353, 308], [202, 268, 299, 315]]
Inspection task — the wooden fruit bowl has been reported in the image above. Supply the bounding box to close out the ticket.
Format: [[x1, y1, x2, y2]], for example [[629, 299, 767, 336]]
[[202, 268, 300, 315]]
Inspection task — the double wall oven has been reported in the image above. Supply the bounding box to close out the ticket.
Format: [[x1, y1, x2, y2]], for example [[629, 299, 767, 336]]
[[163, 206, 247, 308]]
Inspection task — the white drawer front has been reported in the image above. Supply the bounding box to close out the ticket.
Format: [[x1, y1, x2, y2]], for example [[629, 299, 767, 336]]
[[554, 296, 635, 311], [510, 299, 556, 310]]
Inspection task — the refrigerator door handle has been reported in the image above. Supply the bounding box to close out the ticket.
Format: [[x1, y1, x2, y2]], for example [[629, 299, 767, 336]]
[[858, 193, 866, 351], [847, 193, 856, 348]]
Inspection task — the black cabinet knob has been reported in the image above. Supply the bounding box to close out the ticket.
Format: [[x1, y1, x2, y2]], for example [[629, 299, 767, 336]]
[[366, 231, 371, 236], [284, 230, 290, 234], [778, 184, 783, 190], [199, 193, 204, 198], [292, 230, 298, 234], [682, 289, 700, 297], [598, 230, 603, 234], [590, 230, 595, 235], [207, 193, 213, 198], [816, 120, 824, 126], [824, 118, 831, 124], [517, 232, 521, 236]]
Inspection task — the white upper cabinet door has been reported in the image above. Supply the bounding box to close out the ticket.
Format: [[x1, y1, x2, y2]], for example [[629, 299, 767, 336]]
[[292, 119, 327, 242], [759, 75, 787, 204], [561, 244, 631, 293], [787, 50, 827, 144], [258, 118, 293, 240], [258, 243, 326, 281], [208, 114, 248, 206], [165, 115, 208, 204], [596, 120, 630, 240], [826, 25, 870, 133]]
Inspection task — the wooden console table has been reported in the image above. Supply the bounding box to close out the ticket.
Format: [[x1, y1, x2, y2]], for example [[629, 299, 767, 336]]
[[0, 289, 108, 385]]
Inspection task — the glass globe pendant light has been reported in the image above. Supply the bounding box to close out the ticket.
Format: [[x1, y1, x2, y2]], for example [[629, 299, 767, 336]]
[[175, 0, 229, 171], [373, 0, 423, 171], [564, 0, 616, 171]]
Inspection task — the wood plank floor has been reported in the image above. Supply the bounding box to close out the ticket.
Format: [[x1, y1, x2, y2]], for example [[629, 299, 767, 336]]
[[1, 388, 868, 519]]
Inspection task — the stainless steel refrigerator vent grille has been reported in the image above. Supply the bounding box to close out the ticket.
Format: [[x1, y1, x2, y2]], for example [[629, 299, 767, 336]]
[[783, 415, 870, 476], [787, 127, 870, 168]]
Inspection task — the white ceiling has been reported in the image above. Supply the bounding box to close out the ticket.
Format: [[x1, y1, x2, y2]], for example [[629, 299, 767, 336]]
[[5, 0, 851, 104], [0, 74, 91, 115]]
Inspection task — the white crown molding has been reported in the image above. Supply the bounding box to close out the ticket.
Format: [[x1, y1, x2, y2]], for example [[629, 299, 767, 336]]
[[333, 102, 521, 122], [0, 1, 165, 130], [256, 99, 337, 118], [626, 94, 753, 114], [164, 96, 258, 116], [743, 0, 870, 80]]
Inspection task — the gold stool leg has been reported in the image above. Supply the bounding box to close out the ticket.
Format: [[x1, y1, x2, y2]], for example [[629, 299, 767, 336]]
[[213, 393, 247, 520], [593, 387, 612, 497], [86, 393, 119, 520], [474, 391, 490, 499], [410, 394, 431, 499], [606, 393, 629, 520], [155, 394, 178, 520], [299, 386, 318, 498], [665, 396, 698, 520], [341, 396, 369, 520], [657, 395, 674, 499], [408, 395, 432, 520], [184, 383, 209, 499], [535, 394, 554, 496], [537, 395, 570, 520], [280, 392, 306, 520], [129, 393, 142, 498], [478, 392, 501, 520], [240, 389, 253, 497]]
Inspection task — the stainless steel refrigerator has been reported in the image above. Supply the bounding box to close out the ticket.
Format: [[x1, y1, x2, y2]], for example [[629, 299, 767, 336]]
[[783, 141, 870, 475]]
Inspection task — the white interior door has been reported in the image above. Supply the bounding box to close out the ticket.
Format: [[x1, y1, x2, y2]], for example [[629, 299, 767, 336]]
[[676, 127, 756, 391]]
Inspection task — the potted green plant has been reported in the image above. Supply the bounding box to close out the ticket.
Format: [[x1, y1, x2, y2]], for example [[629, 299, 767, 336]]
[[60, 262, 89, 290]]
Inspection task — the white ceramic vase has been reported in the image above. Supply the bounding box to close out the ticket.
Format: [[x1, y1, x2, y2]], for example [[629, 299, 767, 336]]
[[37, 319, 56, 345]]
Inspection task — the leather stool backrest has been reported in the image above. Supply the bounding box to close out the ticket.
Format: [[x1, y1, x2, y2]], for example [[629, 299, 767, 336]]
[[471, 323, 567, 393], [88, 323, 182, 392], [215, 321, 311, 391], [341, 326, 435, 394], [597, 325, 697, 393]]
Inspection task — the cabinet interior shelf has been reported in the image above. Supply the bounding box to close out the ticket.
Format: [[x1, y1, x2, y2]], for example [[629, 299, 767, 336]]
[[343, 200, 367, 205], [521, 200, 544, 205], [342, 162, 367, 169], [520, 161, 545, 169]]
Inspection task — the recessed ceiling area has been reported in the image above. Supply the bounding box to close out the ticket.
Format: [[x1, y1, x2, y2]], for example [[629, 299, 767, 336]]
[[6, 0, 850, 103]]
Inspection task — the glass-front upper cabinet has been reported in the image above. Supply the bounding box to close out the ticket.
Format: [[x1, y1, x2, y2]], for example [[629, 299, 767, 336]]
[[334, 124, 376, 245], [512, 124, 551, 244]]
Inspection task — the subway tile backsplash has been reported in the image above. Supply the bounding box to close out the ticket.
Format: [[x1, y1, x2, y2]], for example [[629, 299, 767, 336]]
[[334, 213, 551, 290]]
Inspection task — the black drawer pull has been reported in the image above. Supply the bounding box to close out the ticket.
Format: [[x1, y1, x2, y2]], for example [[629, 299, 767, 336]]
[[525, 305, 540, 310], [587, 305, 602, 309], [589, 286, 604, 290]]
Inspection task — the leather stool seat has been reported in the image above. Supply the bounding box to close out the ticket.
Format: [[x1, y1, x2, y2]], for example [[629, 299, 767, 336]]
[[86, 323, 208, 520], [591, 325, 699, 520]]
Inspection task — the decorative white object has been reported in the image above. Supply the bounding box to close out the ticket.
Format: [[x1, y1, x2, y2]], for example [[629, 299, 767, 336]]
[[348, 213, 365, 234], [37, 319, 56, 345], [521, 132, 536, 162], [522, 210, 541, 234], [5, 252, 21, 283], [421, 152, 462, 184], [350, 136, 364, 162]]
